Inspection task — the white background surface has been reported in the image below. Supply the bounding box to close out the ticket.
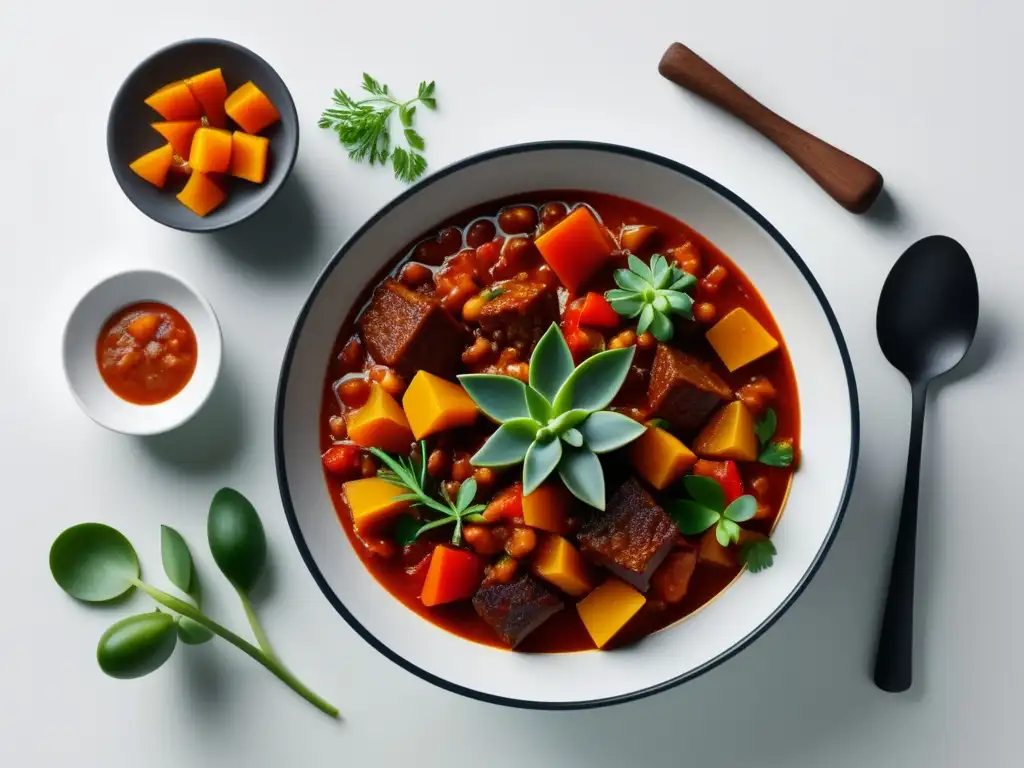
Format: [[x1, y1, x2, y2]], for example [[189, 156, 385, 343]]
[[1, 0, 1020, 765]]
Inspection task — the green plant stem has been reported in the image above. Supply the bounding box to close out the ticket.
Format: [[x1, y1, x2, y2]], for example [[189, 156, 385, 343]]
[[130, 579, 339, 718], [237, 588, 277, 662]]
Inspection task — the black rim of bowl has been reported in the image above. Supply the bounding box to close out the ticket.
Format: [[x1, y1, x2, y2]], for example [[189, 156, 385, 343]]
[[106, 37, 299, 233], [274, 140, 861, 710]]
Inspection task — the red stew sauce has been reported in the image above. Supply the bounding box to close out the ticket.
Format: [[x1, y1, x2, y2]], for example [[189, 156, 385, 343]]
[[97, 302, 198, 405], [320, 192, 799, 652]]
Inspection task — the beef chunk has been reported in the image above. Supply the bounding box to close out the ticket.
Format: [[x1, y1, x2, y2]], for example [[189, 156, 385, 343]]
[[359, 279, 467, 379], [478, 280, 559, 350], [648, 344, 732, 434], [472, 572, 564, 647], [577, 477, 676, 592]]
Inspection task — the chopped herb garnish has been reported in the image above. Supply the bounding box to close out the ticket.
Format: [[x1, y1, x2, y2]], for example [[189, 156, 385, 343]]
[[667, 475, 757, 546], [758, 440, 794, 467], [605, 254, 696, 341], [318, 76, 437, 183], [459, 324, 646, 511], [754, 407, 777, 446], [739, 538, 777, 572], [753, 407, 794, 467], [369, 440, 486, 545]]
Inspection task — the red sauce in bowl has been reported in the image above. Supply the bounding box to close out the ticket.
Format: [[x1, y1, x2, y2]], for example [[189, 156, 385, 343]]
[[96, 301, 197, 404]]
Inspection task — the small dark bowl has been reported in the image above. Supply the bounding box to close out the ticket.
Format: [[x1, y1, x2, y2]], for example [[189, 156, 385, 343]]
[[107, 38, 299, 232]]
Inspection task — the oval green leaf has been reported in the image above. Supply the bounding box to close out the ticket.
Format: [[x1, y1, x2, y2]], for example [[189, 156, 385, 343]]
[[579, 411, 648, 454], [523, 437, 563, 496], [471, 419, 538, 467], [716, 519, 742, 547], [456, 477, 478, 511], [683, 474, 725, 511], [636, 303, 654, 335], [457, 374, 529, 423], [649, 310, 674, 341], [50, 523, 140, 602], [606, 288, 637, 302], [724, 495, 757, 523], [558, 446, 605, 510], [177, 616, 214, 645], [160, 525, 193, 595], [562, 428, 583, 448], [670, 272, 697, 291], [609, 297, 645, 318], [650, 254, 669, 286], [97, 612, 178, 679], [627, 254, 653, 283], [525, 387, 552, 423], [528, 324, 575, 402], [667, 500, 721, 535], [208, 488, 266, 594], [614, 268, 648, 293], [552, 346, 635, 415], [663, 290, 693, 316]]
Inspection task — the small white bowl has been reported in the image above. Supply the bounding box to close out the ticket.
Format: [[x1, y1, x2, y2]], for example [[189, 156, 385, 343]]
[[62, 269, 223, 436]]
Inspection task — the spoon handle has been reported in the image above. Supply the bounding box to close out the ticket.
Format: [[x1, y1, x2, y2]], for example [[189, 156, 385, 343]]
[[874, 382, 927, 692], [657, 42, 884, 213]]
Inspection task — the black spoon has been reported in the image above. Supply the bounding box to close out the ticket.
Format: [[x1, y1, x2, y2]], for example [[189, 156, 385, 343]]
[[873, 235, 979, 692]]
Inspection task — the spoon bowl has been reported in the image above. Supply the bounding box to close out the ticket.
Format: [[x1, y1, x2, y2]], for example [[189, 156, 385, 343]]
[[877, 235, 979, 382], [873, 234, 979, 693]]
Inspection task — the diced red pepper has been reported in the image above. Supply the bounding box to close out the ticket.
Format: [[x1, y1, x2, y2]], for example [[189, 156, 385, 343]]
[[693, 459, 744, 504], [578, 292, 620, 329], [420, 545, 484, 607], [322, 444, 363, 478], [483, 482, 524, 522]]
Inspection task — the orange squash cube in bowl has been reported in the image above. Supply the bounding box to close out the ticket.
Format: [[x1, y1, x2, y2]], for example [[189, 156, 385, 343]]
[[189, 127, 233, 173], [185, 68, 228, 127], [129, 144, 174, 188], [225, 81, 280, 134], [176, 171, 226, 217], [151, 120, 202, 158], [144, 81, 203, 121], [229, 131, 270, 183]]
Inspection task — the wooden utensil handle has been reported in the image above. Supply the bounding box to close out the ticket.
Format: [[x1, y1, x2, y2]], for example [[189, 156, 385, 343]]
[[658, 42, 883, 213]]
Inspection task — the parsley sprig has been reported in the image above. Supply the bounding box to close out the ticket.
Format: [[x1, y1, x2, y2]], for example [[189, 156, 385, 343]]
[[369, 441, 486, 545], [740, 538, 777, 572], [668, 474, 777, 573], [754, 408, 794, 467], [318, 75, 437, 183], [668, 475, 756, 546]]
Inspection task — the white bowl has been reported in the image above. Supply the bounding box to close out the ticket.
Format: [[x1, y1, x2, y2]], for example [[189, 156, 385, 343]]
[[62, 269, 223, 436], [275, 142, 859, 709]]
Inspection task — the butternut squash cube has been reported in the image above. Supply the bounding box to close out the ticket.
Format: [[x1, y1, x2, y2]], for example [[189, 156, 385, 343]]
[[185, 68, 228, 128], [402, 371, 478, 440], [151, 120, 202, 158], [224, 81, 280, 134], [129, 143, 174, 189], [705, 308, 779, 372], [523, 482, 572, 533], [175, 171, 226, 217], [628, 426, 697, 490], [189, 127, 233, 173], [229, 131, 270, 183], [348, 382, 414, 453], [342, 476, 411, 533], [693, 401, 758, 462], [532, 534, 592, 597], [145, 81, 203, 121], [576, 577, 646, 649]]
